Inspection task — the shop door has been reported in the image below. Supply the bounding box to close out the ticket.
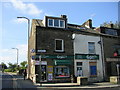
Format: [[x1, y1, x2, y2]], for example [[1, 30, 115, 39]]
[[40, 65, 47, 82]]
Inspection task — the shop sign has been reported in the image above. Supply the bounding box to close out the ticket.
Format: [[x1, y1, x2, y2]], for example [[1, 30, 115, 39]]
[[75, 54, 99, 60], [35, 61, 40, 65], [41, 61, 47, 65], [33, 55, 74, 59], [30, 49, 35, 53], [54, 60, 72, 65]]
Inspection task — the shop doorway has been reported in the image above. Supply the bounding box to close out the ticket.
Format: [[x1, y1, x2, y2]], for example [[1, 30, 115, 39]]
[[76, 62, 83, 77], [40, 65, 47, 82], [77, 67, 83, 76]]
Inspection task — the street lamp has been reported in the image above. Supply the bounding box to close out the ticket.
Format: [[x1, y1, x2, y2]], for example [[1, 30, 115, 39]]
[[12, 48, 19, 70], [17, 17, 30, 79]]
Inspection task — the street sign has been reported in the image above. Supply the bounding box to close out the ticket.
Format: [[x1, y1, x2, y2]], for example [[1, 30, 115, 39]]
[[37, 50, 46, 53]]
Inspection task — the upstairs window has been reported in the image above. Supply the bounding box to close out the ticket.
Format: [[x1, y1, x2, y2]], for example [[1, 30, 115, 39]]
[[60, 20, 65, 28], [55, 39, 64, 52], [48, 19, 53, 26], [54, 19, 59, 27], [88, 42, 95, 54], [48, 19, 65, 28], [105, 29, 118, 36]]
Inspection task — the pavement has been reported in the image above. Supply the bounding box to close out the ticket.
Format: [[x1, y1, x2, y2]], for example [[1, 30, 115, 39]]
[[35, 82, 120, 89], [4, 72, 120, 89]]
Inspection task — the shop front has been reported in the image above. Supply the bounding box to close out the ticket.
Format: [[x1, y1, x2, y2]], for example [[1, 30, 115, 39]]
[[74, 54, 103, 82], [33, 55, 74, 83]]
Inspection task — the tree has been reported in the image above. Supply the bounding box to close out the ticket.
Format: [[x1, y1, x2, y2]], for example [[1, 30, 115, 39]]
[[8, 62, 17, 72], [20, 61, 27, 69], [0, 62, 7, 72], [100, 21, 120, 29]]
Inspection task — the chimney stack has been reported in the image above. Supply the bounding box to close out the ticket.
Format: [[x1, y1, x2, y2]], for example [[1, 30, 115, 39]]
[[82, 19, 92, 28], [61, 15, 67, 19]]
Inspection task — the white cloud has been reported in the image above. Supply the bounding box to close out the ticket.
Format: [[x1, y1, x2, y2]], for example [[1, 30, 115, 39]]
[[10, 0, 42, 16], [0, 44, 27, 65]]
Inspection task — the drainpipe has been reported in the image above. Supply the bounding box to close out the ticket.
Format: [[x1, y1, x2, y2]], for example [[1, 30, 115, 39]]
[[100, 36, 105, 81]]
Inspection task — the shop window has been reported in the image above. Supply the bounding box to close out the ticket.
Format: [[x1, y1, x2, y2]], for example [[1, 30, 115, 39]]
[[88, 42, 95, 54], [54, 66, 70, 78], [55, 39, 64, 52], [118, 49, 120, 56]]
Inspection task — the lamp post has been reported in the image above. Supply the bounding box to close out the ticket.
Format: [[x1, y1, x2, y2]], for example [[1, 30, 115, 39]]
[[12, 48, 19, 71], [17, 17, 30, 79]]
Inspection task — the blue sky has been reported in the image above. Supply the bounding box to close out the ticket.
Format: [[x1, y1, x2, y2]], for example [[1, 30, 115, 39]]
[[1, 0, 119, 65]]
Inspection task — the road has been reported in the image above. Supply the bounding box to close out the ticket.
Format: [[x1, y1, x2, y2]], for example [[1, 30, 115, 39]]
[[1, 72, 120, 90], [1, 72, 37, 90]]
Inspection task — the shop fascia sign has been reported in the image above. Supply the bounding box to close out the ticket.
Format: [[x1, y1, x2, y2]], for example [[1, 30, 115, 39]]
[[32, 55, 74, 59], [75, 54, 99, 60]]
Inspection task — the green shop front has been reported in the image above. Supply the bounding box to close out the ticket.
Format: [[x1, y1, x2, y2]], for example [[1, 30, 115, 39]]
[[33, 55, 74, 83]]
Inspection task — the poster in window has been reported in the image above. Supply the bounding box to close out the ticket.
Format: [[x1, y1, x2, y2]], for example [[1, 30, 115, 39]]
[[48, 73, 53, 81], [47, 66, 53, 73]]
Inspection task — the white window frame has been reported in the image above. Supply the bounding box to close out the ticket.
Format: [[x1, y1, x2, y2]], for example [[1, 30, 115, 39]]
[[54, 19, 59, 27], [59, 20, 65, 28], [88, 42, 96, 54], [48, 19, 65, 28], [55, 39, 64, 52]]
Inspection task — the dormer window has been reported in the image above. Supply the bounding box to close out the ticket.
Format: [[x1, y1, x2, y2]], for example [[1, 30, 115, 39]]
[[48, 19, 53, 26], [60, 20, 65, 28], [48, 19, 65, 28], [54, 19, 59, 27]]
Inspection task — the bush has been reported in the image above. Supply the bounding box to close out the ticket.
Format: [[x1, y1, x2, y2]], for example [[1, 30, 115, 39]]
[[4, 69, 12, 72]]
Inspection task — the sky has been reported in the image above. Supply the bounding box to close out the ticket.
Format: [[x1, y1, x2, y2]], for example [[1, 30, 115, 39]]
[[0, 0, 119, 65]]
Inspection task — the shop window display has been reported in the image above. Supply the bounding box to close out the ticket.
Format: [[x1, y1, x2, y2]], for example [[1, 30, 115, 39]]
[[54, 66, 70, 78]]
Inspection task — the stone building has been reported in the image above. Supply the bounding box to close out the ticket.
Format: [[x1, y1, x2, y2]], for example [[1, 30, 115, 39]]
[[95, 26, 120, 81], [28, 15, 120, 83], [29, 15, 74, 83]]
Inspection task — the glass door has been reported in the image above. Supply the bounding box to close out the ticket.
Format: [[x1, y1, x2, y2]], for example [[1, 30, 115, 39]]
[[77, 67, 83, 76], [40, 65, 47, 82]]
